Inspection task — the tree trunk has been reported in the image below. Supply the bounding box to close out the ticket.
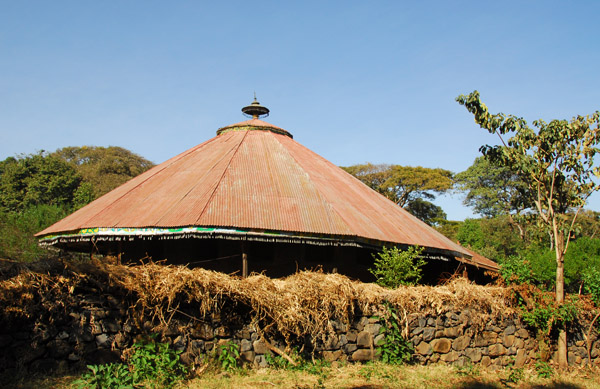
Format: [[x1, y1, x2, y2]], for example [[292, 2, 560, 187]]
[[554, 228, 568, 369]]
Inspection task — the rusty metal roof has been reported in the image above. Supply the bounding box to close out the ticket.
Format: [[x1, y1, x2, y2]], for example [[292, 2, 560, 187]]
[[37, 118, 482, 262]]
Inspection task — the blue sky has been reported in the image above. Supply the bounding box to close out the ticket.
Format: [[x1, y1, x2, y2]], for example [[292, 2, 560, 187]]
[[1, 1, 599, 220]]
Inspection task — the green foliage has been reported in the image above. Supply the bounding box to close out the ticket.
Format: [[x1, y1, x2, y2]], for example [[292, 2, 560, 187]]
[[74, 336, 187, 389], [217, 341, 240, 372], [501, 237, 600, 292], [456, 219, 485, 251], [506, 364, 524, 384], [0, 146, 154, 262], [370, 246, 425, 288], [73, 363, 134, 389], [582, 267, 600, 306], [535, 360, 554, 379], [376, 302, 413, 364], [404, 198, 447, 226], [53, 146, 154, 199], [457, 91, 600, 308], [0, 204, 69, 261], [341, 163, 453, 224], [0, 152, 82, 212], [519, 293, 580, 335], [455, 156, 530, 218], [498, 256, 533, 285], [128, 337, 187, 387]]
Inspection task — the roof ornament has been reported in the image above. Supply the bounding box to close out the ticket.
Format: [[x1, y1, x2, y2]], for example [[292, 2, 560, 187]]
[[242, 93, 270, 119]]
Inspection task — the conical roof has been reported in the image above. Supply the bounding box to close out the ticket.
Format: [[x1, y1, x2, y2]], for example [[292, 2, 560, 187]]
[[37, 108, 473, 261]]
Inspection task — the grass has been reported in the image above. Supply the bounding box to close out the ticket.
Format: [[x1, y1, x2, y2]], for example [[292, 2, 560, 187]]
[[8, 362, 600, 389]]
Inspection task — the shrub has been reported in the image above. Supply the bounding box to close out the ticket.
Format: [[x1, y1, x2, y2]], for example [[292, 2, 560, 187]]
[[376, 302, 413, 364], [370, 246, 425, 288], [74, 336, 187, 389]]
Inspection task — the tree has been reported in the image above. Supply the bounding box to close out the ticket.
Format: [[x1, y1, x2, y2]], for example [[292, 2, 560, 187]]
[[404, 198, 447, 226], [455, 156, 531, 240], [457, 90, 600, 368], [53, 146, 154, 199], [342, 163, 453, 213], [0, 152, 82, 212]]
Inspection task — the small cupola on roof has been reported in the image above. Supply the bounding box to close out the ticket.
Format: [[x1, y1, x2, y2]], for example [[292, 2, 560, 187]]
[[242, 95, 269, 119], [36, 96, 497, 282], [216, 97, 292, 138]]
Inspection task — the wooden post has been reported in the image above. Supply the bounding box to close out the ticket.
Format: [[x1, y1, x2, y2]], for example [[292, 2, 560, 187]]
[[242, 242, 248, 277]]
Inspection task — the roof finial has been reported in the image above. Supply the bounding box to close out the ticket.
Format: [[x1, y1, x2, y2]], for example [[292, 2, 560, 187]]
[[242, 95, 269, 119]]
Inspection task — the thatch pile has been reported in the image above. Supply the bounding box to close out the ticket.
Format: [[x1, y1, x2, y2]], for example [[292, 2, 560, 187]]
[[0, 258, 513, 347]]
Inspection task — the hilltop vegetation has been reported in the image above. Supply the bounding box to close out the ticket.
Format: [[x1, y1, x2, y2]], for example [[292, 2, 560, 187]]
[[0, 146, 154, 261]]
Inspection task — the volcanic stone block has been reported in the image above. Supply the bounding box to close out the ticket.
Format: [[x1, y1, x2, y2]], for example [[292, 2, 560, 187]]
[[515, 349, 527, 368], [352, 349, 374, 361], [323, 350, 343, 362], [253, 340, 268, 355], [515, 328, 529, 339], [503, 334, 515, 348], [443, 327, 460, 338], [464, 348, 482, 362], [346, 331, 358, 343], [415, 341, 432, 355], [452, 336, 471, 351], [480, 355, 491, 367], [95, 334, 111, 348], [356, 331, 372, 348], [423, 328, 435, 342], [344, 343, 357, 354], [431, 338, 452, 353], [488, 344, 506, 357], [254, 355, 268, 368], [241, 351, 255, 363], [215, 326, 231, 338], [173, 336, 186, 352], [440, 351, 459, 362]]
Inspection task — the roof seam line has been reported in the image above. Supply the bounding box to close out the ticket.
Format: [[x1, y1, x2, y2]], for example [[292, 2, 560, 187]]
[[75, 136, 222, 228], [195, 130, 249, 224]]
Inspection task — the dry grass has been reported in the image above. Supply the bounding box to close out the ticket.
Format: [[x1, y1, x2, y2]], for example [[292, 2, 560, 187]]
[[160, 362, 600, 389], [97, 261, 513, 344], [6, 362, 600, 389], [0, 257, 529, 351]]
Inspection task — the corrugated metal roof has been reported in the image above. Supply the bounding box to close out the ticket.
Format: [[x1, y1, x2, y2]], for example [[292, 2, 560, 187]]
[[37, 118, 485, 264]]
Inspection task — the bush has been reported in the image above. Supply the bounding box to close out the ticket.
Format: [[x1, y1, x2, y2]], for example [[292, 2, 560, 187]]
[[583, 268, 600, 306], [0, 204, 68, 261], [74, 336, 187, 389], [376, 302, 413, 364], [369, 246, 425, 288]]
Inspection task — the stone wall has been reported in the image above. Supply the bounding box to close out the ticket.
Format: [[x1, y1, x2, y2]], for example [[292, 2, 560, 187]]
[[1, 286, 599, 374]]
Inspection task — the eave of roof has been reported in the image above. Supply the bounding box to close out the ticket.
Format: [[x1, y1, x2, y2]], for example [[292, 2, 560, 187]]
[[37, 119, 472, 260]]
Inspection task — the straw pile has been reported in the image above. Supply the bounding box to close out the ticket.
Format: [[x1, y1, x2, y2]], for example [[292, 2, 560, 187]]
[[0, 258, 513, 347]]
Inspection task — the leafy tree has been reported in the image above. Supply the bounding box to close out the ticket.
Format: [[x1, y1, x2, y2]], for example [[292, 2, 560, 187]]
[[457, 90, 600, 368], [404, 198, 446, 226], [342, 164, 453, 207], [53, 146, 154, 199], [455, 156, 532, 240], [0, 152, 82, 212], [456, 156, 529, 218], [342, 163, 453, 226]]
